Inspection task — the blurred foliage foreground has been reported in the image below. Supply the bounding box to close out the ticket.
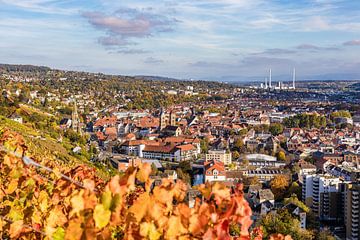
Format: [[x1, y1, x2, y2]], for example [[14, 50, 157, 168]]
[[0, 129, 290, 240]]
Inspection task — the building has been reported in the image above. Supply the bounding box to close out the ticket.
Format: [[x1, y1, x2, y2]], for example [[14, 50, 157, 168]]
[[344, 183, 360, 240], [206, 150, 232, 165], [243, 169, 285, 182], [302, 174, 343, 220], [244, 154, 286, 168], [204, 160, 226, 182]]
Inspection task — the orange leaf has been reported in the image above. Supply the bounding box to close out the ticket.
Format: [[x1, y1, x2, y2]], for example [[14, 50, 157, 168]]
[[136, 163, 152, 182], [9, 220, 24, 238]]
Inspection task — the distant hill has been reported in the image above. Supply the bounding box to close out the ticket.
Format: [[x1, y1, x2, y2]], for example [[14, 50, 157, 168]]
[[0, 63, 51, 72]]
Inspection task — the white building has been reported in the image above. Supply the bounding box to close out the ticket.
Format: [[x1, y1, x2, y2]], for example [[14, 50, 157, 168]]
[[206, 150, 232, 165]]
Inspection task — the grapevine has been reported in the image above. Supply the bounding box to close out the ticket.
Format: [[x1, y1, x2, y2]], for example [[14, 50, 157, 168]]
[[0, 129, 291, 239]]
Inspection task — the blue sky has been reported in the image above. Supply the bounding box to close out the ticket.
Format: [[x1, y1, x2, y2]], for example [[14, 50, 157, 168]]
[[1, 0, 360, 81]]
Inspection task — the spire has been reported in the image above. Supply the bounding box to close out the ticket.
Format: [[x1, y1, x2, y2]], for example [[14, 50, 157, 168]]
[[71, 100, 82, 135]]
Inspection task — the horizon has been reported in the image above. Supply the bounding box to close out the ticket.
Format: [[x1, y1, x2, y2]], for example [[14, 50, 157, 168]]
[[1, 1, 360, 81]]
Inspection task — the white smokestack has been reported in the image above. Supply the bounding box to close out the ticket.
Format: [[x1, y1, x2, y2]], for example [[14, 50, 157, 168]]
[[292, 68, 296, 89], [269, 69, 272, 88]]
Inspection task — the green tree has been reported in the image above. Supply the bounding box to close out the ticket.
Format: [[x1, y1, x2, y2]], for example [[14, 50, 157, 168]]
[[269, 123, 284, 136], [258, 209, 314, 240], [232, 150, 240, 160], [200, 138, 209, 154]]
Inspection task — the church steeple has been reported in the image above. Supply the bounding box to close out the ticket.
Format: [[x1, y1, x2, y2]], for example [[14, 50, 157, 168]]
[[159, 108, 166, 130], [71, 101, 82, 135], [170, 110, 176, 126]]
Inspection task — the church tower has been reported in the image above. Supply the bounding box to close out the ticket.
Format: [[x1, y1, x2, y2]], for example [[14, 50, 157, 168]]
[[71, 101, 82, 135], [159, 108, 167, 130], [170, 110, 176, 126]]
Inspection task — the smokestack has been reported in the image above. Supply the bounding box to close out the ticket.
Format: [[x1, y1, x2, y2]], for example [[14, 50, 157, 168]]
[[292, 68, 296, 89], [269, 69, 272, 88], [265, 77, 268, 88]]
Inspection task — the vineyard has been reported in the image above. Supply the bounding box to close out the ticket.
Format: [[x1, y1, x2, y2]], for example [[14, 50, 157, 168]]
[[0, 128, 290, 239]]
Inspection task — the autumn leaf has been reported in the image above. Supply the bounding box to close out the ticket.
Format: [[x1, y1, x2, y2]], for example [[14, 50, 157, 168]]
[[9, 220, 24, 238], [101, 190, 112, 210], [165, 216, 188, 239], [70, 191, 84, 216], [38, 190, 49, 212], [136, 163, 152, 182], [93, 204, 111, 229], [128, 193, 150, 222], [52, 227, 65, 240], [65, 218, 83, 240], [6, 179, 18, 194], [140, 222, 161, 240]]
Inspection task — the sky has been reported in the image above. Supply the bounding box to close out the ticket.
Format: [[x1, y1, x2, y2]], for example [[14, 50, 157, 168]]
[[1, 0, 360, 81]]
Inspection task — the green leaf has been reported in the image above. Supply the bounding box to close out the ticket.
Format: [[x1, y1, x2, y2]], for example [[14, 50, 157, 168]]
[[52, 227, 65, 240], [110, 194, 121, 212], [93, 204, 111, 229], [100, 190, 112, 210]]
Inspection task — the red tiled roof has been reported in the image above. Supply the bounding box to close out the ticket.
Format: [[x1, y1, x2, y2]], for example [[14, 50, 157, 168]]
[[94, 116, 117, 127], [176, 144, 194, 151], [143, 145, 176, 153]]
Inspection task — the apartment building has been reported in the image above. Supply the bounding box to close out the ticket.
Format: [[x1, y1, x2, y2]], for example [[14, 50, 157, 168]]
[[344, 183, 360, 240], [302, 174, 343, 220], [206, 150, 232, 165]]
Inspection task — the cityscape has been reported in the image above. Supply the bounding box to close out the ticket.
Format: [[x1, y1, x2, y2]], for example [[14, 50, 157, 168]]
[[1, 1, 360, 240]]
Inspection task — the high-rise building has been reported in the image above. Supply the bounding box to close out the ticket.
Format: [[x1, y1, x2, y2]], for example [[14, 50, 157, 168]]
[[302, 174, 343, 220], [344, 183, 360, 240]]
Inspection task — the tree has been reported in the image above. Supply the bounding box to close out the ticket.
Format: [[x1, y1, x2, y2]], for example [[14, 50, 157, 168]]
[[232, 150, 240, 160], [276, 151, 286, 161], [179, 160, 192, 173], [200, 138, 209, 153], [316, 228, 335, 240], [258, 209, 314, 240], [151, 163, 158, 175], [330, 110, 351, 119], [233, 138, 244, 152], [287, 183, 302, 199], [176, 168, 191, 184], [242, 176, 260, 186], [269, 123, 284, 136], [270, 175, 289, 200]]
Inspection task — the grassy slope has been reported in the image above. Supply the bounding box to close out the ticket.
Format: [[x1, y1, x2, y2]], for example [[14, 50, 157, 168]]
[[0, 115, 113, 180]]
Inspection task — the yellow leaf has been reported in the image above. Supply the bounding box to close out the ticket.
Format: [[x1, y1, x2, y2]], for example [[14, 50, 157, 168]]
[[136, 163, 152, 182], [38, 190, 49, 212], [70, 191, 84, 216], [165, 216, 188, 239], [52, 227, 65, 240], [6, 179, 18, 194], [93, 204, 111, 229], [140, 222, 161, 240], [101, 190, 112, 210]]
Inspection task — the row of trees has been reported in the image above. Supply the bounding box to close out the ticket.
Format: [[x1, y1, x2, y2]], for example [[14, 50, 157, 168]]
[[283, 114, 327, 129]]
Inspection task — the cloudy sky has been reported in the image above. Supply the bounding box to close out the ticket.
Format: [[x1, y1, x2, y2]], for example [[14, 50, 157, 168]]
[[1, 0, 360, 81]]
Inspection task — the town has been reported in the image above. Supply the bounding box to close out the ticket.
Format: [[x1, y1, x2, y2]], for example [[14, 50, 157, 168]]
[[1, 64, 360, 239]]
